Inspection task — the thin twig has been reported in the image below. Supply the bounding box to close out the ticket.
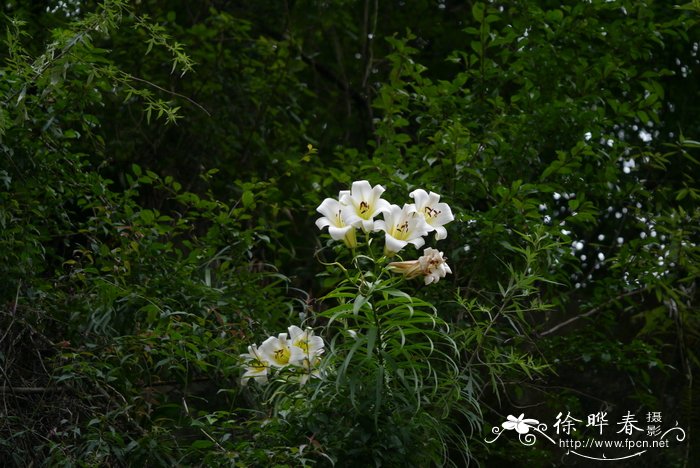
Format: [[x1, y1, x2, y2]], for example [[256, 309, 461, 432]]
[[0, 281, 21, 346], [361, 0, 379, 90], [0, 386, 65, 394], [12, 279, 21, 315], [126, 73, 211, 116], [538, 288, 647, 337], [182, 396, 227, 452]]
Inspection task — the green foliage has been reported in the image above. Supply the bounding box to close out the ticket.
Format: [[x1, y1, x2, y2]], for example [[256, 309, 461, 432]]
[[312, 257, 470, 466], [0, 2, 297, 464]]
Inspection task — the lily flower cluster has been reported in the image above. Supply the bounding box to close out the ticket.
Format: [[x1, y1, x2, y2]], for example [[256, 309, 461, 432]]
[[316, 180, 454, 285], [240, 325, 325, 385]]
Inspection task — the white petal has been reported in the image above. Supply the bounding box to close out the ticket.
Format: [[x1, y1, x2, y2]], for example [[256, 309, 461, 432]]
[[408, 236, 425, 249], [351, 180, 373, 201], [328, 225, 353, 241], [310, 335, 325, 351], [315, 217, 332, 230], [242, 367, 267, 378], [288, 325, 304, 340], [409, 188, 430, 207], [288, 345, 306, 365], [343, 211, 364, 228], [258, 336, 279, 361], [372, 198, 391, 215], [382, 204, 402, 223], [361, 218, 376, 232], [412, 222, 432, 241], [240, 371, 267, 385], [433, 225, 448, 240], [316, 198, 341, 220], [369, 183, 386, 202], [431, 203, 454, 226], [385, 234, 408, 254]]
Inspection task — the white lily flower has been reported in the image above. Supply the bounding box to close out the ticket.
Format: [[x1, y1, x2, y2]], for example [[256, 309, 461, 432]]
[[388, 247, 452, 285], [376, 204, 431, 255], [298, 356, 324, 385], [258, 333, 305, 368], [315, 197, 357, 248], [288, 325, 325, 358], [419, 248, 453, 284], [409, 189, 454, 240], [339, 180, 391, 232], [240, 344, 269, 384]]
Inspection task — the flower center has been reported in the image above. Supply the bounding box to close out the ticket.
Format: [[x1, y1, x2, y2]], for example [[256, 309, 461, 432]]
[[393, 220, 410, 240], [250, 359, 267, 372], [273, 348, 291, 365], [424, 206, 441, 219], [295, 338, 310, 353], [335, 209, 344, 226], [359, 200, 370, 215]]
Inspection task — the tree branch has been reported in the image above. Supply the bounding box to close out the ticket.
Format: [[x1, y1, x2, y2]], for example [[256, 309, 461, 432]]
[[538, 288, 647, 337]]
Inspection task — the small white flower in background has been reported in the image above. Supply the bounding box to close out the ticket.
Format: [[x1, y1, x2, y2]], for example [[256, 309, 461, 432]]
[[388, 247, 452, 285], [315, 197, 357, 248], [240, 344, 269, 385], [339, 180, 391, 232], [409, 189, 454, 240], [288, 325, 325, 358], [376, 204, 431, 255], [258, 333, 305, 368]]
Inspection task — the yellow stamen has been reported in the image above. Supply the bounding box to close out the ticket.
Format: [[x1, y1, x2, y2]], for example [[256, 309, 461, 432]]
[[359, 201, 370, 214], [273, 348, 291, 365]]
